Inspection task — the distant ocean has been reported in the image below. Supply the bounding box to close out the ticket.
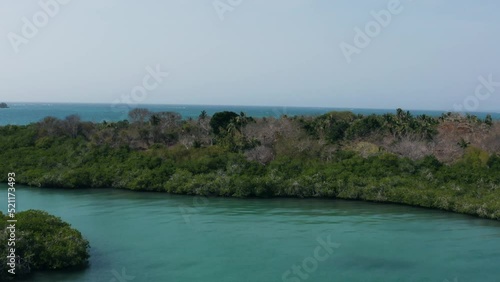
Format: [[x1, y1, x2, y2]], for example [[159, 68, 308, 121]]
[[0, 103, 499, 126]]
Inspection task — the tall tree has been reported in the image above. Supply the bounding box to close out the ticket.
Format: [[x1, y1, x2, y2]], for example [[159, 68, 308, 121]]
[[128, 108, 151, 124], [209, 111, 239, 135]]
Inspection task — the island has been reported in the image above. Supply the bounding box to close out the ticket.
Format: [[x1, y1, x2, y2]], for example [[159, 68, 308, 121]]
[[0, 210, 90, 280], [0, 109, 499, 220], [0, 102, 8, 108]]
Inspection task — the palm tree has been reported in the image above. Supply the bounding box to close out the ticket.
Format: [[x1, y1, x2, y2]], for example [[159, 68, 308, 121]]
[[485, 114, 493, 126], [149, 114, 160, 126], [226, 122, 237, 134], [457, 138, 470, 149], [199, 110, 208, 120]]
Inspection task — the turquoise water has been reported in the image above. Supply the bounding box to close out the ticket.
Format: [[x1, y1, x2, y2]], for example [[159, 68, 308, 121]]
[[2, 184, 500, 282], [0, 103, 499, 126]]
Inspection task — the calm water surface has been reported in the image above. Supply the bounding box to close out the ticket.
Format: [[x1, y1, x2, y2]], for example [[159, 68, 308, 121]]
[[2, 184, 500, 282], [1, 103, 499, 126]]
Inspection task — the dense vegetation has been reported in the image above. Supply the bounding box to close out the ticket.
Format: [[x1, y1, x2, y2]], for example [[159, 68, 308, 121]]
[[0, 210, 90, 280], [0, 109, 499, 219]]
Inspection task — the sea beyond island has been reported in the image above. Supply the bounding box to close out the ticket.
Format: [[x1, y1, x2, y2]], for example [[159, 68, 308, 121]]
[[0, 102, 499, 126]]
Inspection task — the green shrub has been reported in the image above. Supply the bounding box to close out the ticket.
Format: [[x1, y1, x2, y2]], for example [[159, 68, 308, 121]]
[[209, 111, 238, 135], [0, 210, 90, 280]]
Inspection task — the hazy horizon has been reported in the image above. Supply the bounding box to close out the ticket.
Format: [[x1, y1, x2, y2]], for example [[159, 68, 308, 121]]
[[3, 101, 500, 114], [2, 0, 500, 111]]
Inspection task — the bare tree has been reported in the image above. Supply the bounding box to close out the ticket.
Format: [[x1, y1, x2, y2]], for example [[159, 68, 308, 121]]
[[245, 145, 274, 165], [128, 108, 151, 124], [63, 115, 81, 138], [242, 117, 304, 147], [179, 133, 195, 149], [390, 136, 434, 160], [37, 116, 63, 137], [157, 111, 182, 131]]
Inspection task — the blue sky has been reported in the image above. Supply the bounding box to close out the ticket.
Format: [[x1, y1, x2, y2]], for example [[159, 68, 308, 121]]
[[1, 0, 499, 111]]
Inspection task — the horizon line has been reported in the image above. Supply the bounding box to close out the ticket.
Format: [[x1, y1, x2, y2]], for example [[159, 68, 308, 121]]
[[1, 101, 500, 114]]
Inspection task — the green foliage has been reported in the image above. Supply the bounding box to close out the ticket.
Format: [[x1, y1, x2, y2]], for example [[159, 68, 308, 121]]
[[351, 142, 380, 157], [199, 110, 208, 120], [0, 109, 499, 220], [418, 155, 442, 171], [209, 111, 238, 135], [346, 115, 383, 139], [461, 147, 490, 168], [457, 138, 471, 149], [0, 125, 37, 149], [298, 111, 355, 142], [0, 210, 90, 280], [487, 154, 500, 170], [382, 110, 438, 140], [298, 109, 439, 143], [149, 114, 161, 126], [485, 114, 493, 126]]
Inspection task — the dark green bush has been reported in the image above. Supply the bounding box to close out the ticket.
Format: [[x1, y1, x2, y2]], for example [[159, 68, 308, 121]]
[[0, 210, 90, 280]]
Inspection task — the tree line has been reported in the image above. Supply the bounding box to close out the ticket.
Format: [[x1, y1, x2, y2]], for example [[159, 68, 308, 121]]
[[0, 109, 499, 219]]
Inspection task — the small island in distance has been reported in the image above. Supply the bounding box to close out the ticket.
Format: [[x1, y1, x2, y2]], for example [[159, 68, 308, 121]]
[[0, 102, 8, 108]]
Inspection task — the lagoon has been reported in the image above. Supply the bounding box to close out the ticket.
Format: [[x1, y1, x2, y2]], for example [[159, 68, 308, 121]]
[[3, 184, 500, 282]]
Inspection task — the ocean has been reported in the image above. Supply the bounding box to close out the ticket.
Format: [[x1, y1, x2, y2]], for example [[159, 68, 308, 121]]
[[0, 103, 499, 126]]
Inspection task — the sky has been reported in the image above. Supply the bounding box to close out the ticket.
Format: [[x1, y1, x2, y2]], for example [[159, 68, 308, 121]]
[[1, 0, 499, 111]]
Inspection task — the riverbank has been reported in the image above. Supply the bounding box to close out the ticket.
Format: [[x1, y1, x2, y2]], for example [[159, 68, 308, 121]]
[[0, 109, 499, 220]]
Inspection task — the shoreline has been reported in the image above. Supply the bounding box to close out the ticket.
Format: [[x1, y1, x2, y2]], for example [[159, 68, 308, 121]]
[[2, 182, 498, 221], [1, 109, 499, 222]]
